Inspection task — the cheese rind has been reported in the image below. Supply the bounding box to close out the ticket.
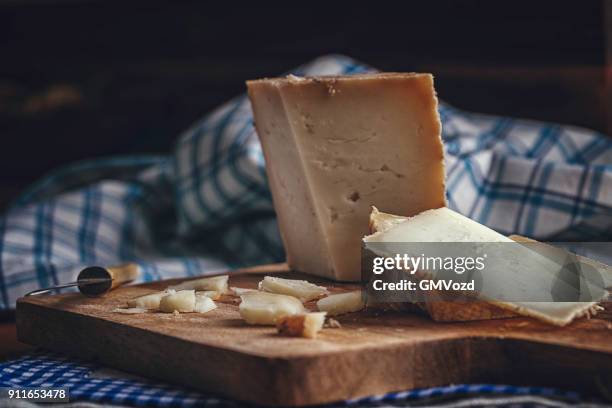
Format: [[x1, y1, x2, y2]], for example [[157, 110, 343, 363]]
[[247, 73, 446, 281]]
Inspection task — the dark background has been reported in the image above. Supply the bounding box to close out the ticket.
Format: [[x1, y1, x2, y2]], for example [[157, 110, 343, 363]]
[[1, 0, 611, 209]]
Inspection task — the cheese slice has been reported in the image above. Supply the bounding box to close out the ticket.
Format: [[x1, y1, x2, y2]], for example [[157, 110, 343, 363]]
[[364, 207, 606, 326], [168, 275, 228, 293], [317, 290, 365, 316], [247, 73, 446, 281], [258, 276, 329, 301]]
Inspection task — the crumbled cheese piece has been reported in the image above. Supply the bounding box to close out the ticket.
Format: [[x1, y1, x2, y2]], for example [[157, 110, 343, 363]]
[[169, 275, 229, 293], [258, 276, 328, 302], [317, 291, 364, 316], [127, 290, 174, 310], [159, 290, 196, 313], [194, 294, 217, 314], [231, 287, 257, 295], [326, 318, 342, 328], [196, 290, 221, 300], [277, 312, 327, 338], [239, 291, 305, 325]]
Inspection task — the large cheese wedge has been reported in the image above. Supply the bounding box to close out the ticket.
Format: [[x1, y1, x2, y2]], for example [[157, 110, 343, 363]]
[[247, 73, 446, 281], [364, 207, 606, 326]]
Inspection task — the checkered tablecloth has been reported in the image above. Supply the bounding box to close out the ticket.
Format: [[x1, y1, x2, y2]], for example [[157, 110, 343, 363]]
[[0, 351, 597, 407], [1, 55, 612, 407]]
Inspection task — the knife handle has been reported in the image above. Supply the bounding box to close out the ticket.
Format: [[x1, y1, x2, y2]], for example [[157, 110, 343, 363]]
[[78, 263, 139, 296], [107, 263, 140, 289]]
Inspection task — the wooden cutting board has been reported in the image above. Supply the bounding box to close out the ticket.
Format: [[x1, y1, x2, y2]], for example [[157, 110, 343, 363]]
[[16, 263, 612, 406]]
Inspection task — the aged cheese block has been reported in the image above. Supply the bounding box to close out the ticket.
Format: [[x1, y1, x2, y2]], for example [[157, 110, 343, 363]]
[[247, 73, 446, 281]]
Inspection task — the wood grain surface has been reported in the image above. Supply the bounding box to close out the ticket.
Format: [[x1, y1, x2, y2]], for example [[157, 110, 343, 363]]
[[16, 263, 612, 406]]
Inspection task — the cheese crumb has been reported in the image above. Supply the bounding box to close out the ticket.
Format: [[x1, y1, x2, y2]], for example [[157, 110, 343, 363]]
[[326, 318, 342, 328], [277, 312, 327, 339]]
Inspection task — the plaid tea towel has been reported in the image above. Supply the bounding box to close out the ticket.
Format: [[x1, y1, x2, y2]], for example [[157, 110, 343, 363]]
[[0, 351, 599, 408], [1, 54, 611, 308]]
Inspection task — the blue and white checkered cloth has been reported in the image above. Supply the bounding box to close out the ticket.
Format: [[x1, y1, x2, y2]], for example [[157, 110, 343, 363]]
[[1, 55, 611, 309], [0, 351, 590, 407], [2, 54, 612, 407]]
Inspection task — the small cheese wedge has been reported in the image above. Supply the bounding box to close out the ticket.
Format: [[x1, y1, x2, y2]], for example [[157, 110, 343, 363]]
[[159, 290, 196, 313], [258, 276, 329, 302], [247, 73, 446, 281], [277, 312, 327, 339], [194, 294, 217, 314], [127, 290, 174, 310], [317, 291, 364, 316], [239, 291, 305, 325], [364, 207, 606, 326], [169, 275, 229, 293]]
